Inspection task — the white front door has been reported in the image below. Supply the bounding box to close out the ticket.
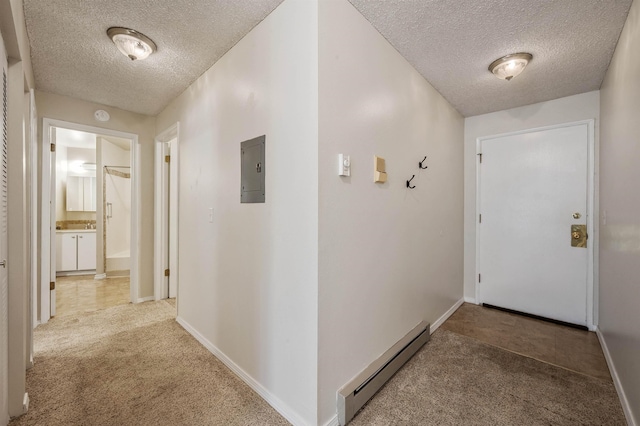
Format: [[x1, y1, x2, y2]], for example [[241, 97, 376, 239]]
[[478, 121, 593, 326]]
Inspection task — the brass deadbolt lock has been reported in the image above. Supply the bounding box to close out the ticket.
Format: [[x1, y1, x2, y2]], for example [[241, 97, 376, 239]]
[[571, 225, 587, 248]]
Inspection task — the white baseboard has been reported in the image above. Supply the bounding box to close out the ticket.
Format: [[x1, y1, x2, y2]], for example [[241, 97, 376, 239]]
[[94, 273, 107, 280], [176, 316, 310, 426], [431, 298, 464, 334], [322, 415, 339, 426], [596, 327, 637, 426], [464, 296, 477, 304], [136, 296, 155, 303]]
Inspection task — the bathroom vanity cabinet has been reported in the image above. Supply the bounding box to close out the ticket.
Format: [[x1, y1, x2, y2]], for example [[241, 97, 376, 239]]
[[56, 230, 96, 272]]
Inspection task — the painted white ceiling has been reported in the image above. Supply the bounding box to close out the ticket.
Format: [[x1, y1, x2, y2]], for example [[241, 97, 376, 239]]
[[24, 0, 632, 117], [56, 128, 131, 151], [56, 128, 95, 149]]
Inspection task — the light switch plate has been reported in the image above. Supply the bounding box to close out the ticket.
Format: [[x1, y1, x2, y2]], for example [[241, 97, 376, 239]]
[[339, 154, 351, 176], [374, 171, 387, 183], [374, 156, 387, 183]]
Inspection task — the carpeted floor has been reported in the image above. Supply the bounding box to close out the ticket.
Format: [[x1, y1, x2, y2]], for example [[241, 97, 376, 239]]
[[11, 301, 626, 425], [10, 300, 289, 426], [350, 329, 626, 425]]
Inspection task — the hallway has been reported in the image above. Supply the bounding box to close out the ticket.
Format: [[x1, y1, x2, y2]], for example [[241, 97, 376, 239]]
[[10, 302, 625, 425]]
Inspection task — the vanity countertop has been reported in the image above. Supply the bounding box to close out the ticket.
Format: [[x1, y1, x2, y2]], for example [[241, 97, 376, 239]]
[[56, 229, 96, 233]]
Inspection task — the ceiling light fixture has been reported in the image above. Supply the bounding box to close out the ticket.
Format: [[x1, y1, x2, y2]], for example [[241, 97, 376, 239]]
[[107, 27, 157, 61], [488, 52, 532, 81]]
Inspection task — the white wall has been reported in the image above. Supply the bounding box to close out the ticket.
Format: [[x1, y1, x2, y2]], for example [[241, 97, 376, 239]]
[[463, 91, 600, 302], [599, 0, 640, 422], [317, 0, 464, 423], [155, 0, 318, 424]]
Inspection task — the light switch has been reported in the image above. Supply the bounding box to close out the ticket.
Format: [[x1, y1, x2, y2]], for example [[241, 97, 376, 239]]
[[338, 154, 351, 176]]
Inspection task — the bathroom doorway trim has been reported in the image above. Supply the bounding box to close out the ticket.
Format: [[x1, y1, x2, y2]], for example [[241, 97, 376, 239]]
[[40, 118, 140, 324]]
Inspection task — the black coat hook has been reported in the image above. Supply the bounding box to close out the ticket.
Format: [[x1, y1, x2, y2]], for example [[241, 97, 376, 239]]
[[419, 156, 428, 169], [406, 175, 416, 189]]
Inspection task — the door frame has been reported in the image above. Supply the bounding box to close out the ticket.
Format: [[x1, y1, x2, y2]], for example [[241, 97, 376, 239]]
[[475, 119, 597, 329], [154, 123, 179, 302], [40, 118, 140, 323]]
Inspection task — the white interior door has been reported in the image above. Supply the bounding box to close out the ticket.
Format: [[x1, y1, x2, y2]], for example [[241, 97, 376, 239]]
[[478, 122, 592, 326], [168, 140, 178, 299]]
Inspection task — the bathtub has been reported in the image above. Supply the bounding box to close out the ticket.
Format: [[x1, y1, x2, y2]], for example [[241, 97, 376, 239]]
[[106, 249, 130, 272]]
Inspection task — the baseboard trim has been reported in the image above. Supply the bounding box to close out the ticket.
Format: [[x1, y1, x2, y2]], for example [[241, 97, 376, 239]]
[[56, 270, 97, 277], [596, 327, 637, 426], [176, 316, 310, 426], [322, 415, 339, 426], [94, 273, 107, 280], [136, 296, 155, 303], [431, 298, 464, 334], [464, 296, 477, 304]]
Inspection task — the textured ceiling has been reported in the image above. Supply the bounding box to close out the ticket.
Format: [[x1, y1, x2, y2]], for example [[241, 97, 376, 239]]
[[24, 0, 632, 117], [348, 0, 633, 116], [24, 0, 284, 116]]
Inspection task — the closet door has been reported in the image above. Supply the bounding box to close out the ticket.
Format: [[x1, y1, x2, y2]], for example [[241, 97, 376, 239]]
[[1, 34, 9, 425]]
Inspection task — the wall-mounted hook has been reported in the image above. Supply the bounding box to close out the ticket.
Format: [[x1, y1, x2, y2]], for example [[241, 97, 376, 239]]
[[419, 156, 428, 169], [406, 175, 416, 189]]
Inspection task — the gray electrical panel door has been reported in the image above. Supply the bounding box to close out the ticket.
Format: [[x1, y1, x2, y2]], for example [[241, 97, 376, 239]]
[[241, 135, 266, 203]]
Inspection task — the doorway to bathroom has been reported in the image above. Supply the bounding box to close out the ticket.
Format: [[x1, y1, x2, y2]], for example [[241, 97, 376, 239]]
[[40, 119, 140, 323], [52, 127, 133, 317]]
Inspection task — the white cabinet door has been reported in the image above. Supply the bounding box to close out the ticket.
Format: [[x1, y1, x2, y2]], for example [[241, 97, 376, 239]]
[[60, 233, 78, 271], [55, 233, 63, 271], [66, 176, 83, 211], [77, 232, 96, 270], [83, 177, 96, 212]]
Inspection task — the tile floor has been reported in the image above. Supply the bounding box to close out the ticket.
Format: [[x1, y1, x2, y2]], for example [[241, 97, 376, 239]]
[[55, 275, 130, 318], [441, 303, 611, 380]]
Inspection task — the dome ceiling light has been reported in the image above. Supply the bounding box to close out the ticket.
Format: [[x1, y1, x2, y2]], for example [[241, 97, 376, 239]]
[[107, 27, 157, 61], [489, 52, 533, 81]]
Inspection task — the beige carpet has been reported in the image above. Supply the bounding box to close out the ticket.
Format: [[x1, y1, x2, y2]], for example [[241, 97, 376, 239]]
[[350, 329, 626, 425], [11, 301, 626, 425], [10, 300, 289, 426]]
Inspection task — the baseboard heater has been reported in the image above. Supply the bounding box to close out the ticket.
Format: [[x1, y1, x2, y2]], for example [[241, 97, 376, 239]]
[[337, 321, 430, 425]]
